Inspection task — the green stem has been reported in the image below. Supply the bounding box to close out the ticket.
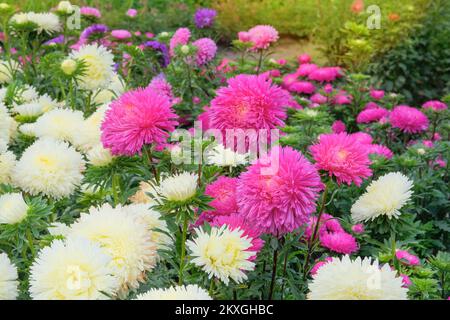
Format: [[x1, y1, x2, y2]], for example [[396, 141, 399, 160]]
[[111, 173, 120, 206], [26, 229, 36, 259], [256, 49, 264, 75], [209, 279, 215, 297], [268, 246, 279, 300], [178, 214, 189, 285]]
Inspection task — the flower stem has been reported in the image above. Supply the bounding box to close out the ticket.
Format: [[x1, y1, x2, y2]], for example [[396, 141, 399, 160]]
[[268, 246, 279, 300], [256, 49, 264, 75], [111, 173, 120, 206], [303, 182, 329, 279], [178, 214, 189, 285]]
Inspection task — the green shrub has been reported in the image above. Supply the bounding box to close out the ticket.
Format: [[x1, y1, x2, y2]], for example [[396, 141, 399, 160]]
[[368, 0, 450, 104]]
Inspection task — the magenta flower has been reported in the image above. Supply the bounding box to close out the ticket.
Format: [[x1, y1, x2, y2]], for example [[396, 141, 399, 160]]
[[246, 25, 279, 50], [331, 120, 346, 133], [296, 63, 318, 77], [368, 144, 393, 159], [192, 38, 217, 66], [422, 100, 447, 112], [111, 29, 132, 40], [309, 132, 372, 186], [310, 257, 333, 275], [308, 67, 341, 82], [80, 6, 101, 18], [396, 250, 420, 266], [357, 107, 389, 124], [169, 27, 191, 56], [370, 89, 385, 100], [237, 146, 323, 236], [320, 231, 358, 254], [390, 105, 429, 134], [311, 93, 328, 105], [289, 81, 315, 94], [298, 53, 312, 64], [205, 176, 238, 216], [194, 8, 217, 29], [351, 223, 365, 234], [126, 8, 138, 18], [101, 88, 178, 156]]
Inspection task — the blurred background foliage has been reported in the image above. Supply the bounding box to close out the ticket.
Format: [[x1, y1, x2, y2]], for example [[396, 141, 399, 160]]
[[4, 0, 449, 105]]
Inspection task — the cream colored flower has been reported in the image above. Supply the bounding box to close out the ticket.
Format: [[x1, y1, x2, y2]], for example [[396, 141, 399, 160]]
[[158, 172, 198, 202], [136, 285, 212, 300], [0, 193, 29, 224], [0, 253, 18, 300], [0, 150, 16, 185]]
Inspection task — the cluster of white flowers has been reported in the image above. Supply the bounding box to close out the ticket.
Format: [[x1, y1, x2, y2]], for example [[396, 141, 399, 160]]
[[10, 12, 61, 34]]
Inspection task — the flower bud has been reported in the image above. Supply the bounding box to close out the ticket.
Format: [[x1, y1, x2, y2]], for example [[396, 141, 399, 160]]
[[61, 58, 77, 75]]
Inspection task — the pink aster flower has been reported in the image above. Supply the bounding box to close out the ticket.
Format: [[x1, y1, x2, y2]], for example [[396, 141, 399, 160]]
[[368, 144, 393, 159], [308, 67, 341, 82], [296, 63, 318, 77], [350, 132, 373, 145], [311, 93, 328, 105], [333, 93, 352, 105], [205, 176, 238, 216], [208, 74, 293, 150], [400, 274, 412, 288], [289, 81, 316, 94], [192, 38, 217, 66], [370, 89, 385, 100], [282, 73, 299, 89], [351, 223, 365, 234], [320, 231, 358, 254], [422, 100, 447, 112], [305, 213, 345, 239], [237, 146, 323, 236], [309, 132, 372, 186], [80, 6, 101, 18], [101, 88, 178, 156], [396, 250, 420, 266], [247, 25, 279, 50], [126, 8, 138, 18], [357, 107, 389, 124], [331, 120, 346, 134], [146, 74, 176, 102], [298, 53, 312, 64], [390, 105, 429, 134], [323, 84, 334, 94], [212, 213, 264, 261], [237, 31, 251, 42], [111, 29, 132, 40], [169, 27, 191, 56], [310, 257, 333, 275]]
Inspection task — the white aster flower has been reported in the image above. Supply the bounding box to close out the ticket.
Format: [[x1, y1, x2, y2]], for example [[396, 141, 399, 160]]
[[18, 85, 39, 103], [136, 285, 212, 300], [12, 138, 85, 199], [0, 253, 19, 300], [206, 143, 249, 167], [124, 204, 172, 253], [0, 193, 29, 224], [27, 12, 61, 34], [29, 238, 119, 300], [92, 74, 125, 104], [36, 94, 61, 113], [0, 60, 20, 84], [87, 143, 114, 166], [32, 108, 85, 144], [351, 172, 414, 222], [0, 104, 12, 150], [13, 102, 43, 117], [187, 226, 255, 285], [307, 255, 408, 300], [72, 103, 110, 151], [0, 150, 16, 184], [158, 172, 198, 202], [18, 123, 37, 136], [70, 44, 115, 91], [67, 203, 157, 296], [48, 222, 71, 237]]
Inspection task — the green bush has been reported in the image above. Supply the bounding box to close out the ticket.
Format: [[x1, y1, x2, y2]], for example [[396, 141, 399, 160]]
[[368, 0, 450, 105]]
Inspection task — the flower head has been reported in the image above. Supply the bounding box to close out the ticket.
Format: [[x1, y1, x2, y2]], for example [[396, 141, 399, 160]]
[[247, 25, 279, 50], [395, 250, 420, 266], [357, 107, 389, 124], [111, 29, 132, 40], [422, 100, 447, 112], [192, 38, 217, 66], [12, 138, 85, 199], [351, 172, 413, 222], [194, 8, 217, 29], [158, 172, 198, 202], [187, 225, 255, 285], [237, 146, 323, 236], [206, 143, 248, 167], [389, 105, 429, 134], [319, 231, 358, 254], [309, 133, 372, 186], [0, 150, 16, 185], [101, 88, 178, 156], [68, 204, 157, 295], [169, 28, 191, 56], [308, 256, 408, 300], [136, 285, 212, 300], [0, 193, 28, 224], [205, 176, 238, 215], [0, 253, 18, 300], [80, 6, 101, 18], [30, 238, 119, 300]]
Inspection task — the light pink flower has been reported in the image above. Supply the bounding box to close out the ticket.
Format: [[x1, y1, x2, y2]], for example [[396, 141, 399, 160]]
[[309, 67, 341, 82], [369, 144, 393, 159], [111, 29, 132, 40], [357, 107, 389, 124], [296, 63, 318, 77], [422, 100, 447, 112], [247, 25, 279, 50], [126, 8, 138, 17], [80, 6, 101, 18], [169, 27, 191, 56], [192, 38, 217, 66]]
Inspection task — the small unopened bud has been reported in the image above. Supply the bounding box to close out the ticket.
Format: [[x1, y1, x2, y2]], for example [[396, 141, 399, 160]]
[[61, 59, 77, 75], [417, 148, 426, 155], [180, 45, 190, 54], [57, 1, 74, 14]]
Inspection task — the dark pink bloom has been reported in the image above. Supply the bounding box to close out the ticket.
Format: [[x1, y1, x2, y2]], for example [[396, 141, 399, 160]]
[[323, 84, 333, 94], [369, 144, 393, 159], [311, 93, 328, 105], [333, 93, 352, 105], [296, 63, 318, 77], [310, 257, 333, 275], [351, 223, 365, 234], [101, 88, 178, 156], [350, 132, 373, 145], [390, 105, 429, 134], [205, 176, 238, 216], [309, 67, 341, 82], [396, 249, 420, 266], [320, 231, 358, 254], [237, 146, 323, 236], [422, 100, 447, 112], [298, 54, 312, 64], [309, 132, 372, 186], [289, 81, 316, 94], [400, 274, 412, 288], [370, 89, 385, 100], [331, 120, 346, 134], [357, 107, 389, 124]]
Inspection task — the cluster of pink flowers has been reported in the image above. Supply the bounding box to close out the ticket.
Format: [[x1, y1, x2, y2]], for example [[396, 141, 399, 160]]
[[238, 25, 279, 51], [309, 132, 372, 186], [396, 249, 421, 266], [101, 88, 179, 156], [422, 100, 447, 112]]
